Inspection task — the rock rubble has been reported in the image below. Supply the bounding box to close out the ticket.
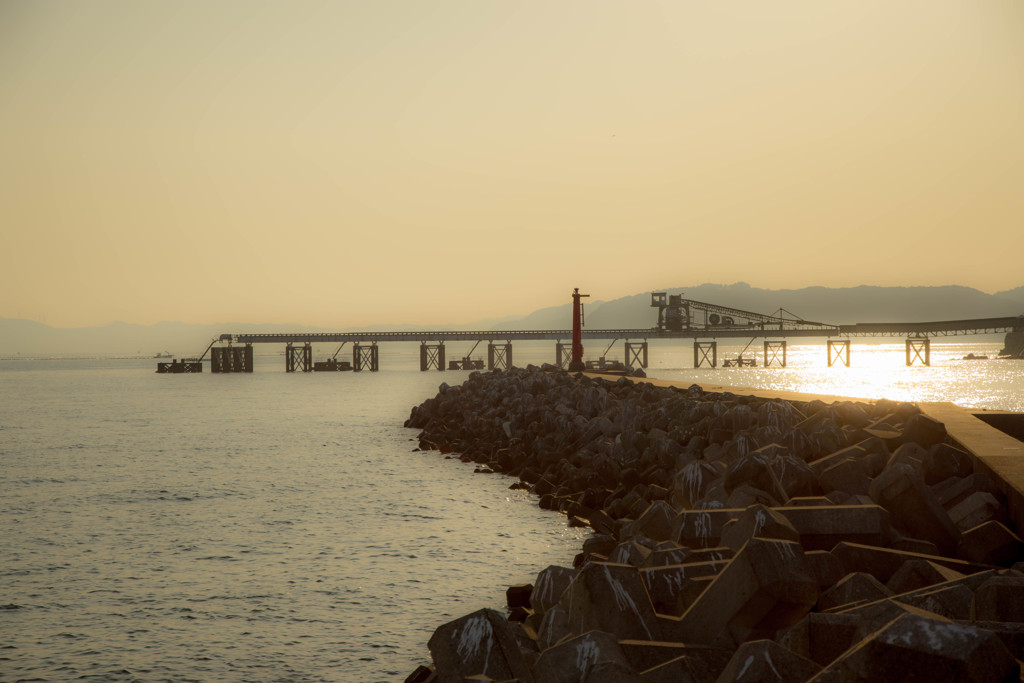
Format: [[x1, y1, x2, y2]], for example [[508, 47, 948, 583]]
[[403, 365, 1024, 683]]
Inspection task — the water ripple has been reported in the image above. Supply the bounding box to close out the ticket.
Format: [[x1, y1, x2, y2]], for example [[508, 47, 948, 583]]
[[0, 360, 586, 681]]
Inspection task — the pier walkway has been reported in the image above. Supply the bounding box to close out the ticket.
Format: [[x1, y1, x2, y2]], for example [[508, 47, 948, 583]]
[[160, 315, 1022, 374], [224, 315, 1022, 346], [157, 291, 1022, 374]]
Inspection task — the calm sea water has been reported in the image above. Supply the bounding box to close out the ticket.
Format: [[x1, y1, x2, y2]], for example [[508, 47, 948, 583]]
[[1, 340, 1020, 682], [0, 352, 587, 683]]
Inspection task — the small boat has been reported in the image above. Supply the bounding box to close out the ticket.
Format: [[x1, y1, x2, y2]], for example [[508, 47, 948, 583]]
[[962, 353, 988, 360]]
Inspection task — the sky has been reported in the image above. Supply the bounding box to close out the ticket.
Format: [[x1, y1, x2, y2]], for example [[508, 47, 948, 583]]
[[2, 1, 1022, 328]]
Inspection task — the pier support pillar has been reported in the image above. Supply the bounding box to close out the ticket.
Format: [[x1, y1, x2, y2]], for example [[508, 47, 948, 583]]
[[353, 343, 379, 372], [625, 341, 649, 369], [488, 342, 512, 371], [694, 341, 717, 368], [906, 336, 931, 366], [286, 342, 312, 372], [211, 344, 253, 373], [763, 341, 787, 368], [556, 342, 571, 370], [828, 339, 851, 367], [420, 343, 445, 371]]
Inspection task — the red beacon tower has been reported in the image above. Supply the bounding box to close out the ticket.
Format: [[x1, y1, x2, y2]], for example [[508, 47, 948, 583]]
[[569, 287, 590, 372]]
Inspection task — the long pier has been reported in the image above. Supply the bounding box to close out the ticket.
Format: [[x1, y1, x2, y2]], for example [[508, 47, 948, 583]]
[[156, 292, 1023, 374], [225, 316, 1023, 345], [157, 316, 1022, 374]]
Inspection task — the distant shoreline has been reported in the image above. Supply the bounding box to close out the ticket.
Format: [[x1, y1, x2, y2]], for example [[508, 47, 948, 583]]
[[0, 355, 156, 361]]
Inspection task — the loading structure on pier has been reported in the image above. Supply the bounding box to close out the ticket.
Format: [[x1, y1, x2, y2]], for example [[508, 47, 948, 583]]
[[653, 292, 836, 369], [650, 292, 836, 334]]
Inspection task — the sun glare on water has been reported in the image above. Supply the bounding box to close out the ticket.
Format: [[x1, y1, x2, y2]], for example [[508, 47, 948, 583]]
[[646, 341, 1023, 412]]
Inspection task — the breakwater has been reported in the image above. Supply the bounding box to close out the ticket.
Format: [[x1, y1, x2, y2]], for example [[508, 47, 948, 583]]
[[404, 365, 1024, 682]]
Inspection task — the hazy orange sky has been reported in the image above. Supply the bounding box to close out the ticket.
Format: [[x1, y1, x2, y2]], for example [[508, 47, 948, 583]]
[[2, 1, 1022, 328]]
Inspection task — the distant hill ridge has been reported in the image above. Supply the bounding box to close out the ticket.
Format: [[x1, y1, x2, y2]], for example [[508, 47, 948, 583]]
[[2, 283, 1022, 355]]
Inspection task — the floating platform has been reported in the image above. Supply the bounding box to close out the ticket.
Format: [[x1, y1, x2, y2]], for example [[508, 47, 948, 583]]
[[585, 357, 627, 372], [313, 359, 352, 372], [448, 358, 485, 370], [156, 360, 202, 373]]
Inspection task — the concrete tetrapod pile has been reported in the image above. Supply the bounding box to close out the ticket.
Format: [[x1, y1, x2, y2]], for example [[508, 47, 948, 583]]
[[402, 365, 1024, 683]]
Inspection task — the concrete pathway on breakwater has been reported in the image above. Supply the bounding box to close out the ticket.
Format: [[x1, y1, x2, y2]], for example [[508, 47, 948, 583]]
[[601, 375, 875, 405], [603, 373, 1024, 533], [918, 402, 1024, 532]]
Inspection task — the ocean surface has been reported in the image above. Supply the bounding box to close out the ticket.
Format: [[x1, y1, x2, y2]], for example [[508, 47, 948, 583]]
[[1, 339, 1021, 682]]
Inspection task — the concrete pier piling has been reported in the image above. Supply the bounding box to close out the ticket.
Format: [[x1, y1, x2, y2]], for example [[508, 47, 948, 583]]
[[827, 339, 851, 367], [693, 341, 717, 368], [420, 343, 445, 372], [625, 341, 649, 369], [906, 336, 931, 366], [488, 342, 512, 371], [353, 342, 379, 371], [210, 344, 253, 373], [285, 342, 312, 372], [764, 340, 787, 368]]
